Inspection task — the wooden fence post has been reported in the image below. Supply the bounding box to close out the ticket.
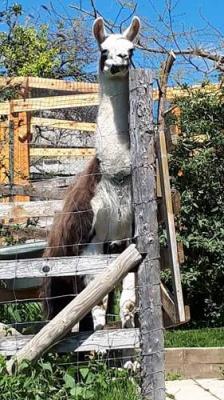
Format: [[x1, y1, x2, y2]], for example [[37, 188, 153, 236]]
[[129, 70, 165, 399]]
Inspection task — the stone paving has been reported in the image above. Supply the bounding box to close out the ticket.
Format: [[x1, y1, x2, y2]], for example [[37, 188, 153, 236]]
[[166, 379, 224, 400]]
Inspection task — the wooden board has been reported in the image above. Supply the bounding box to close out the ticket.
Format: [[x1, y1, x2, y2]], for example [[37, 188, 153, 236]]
[[31, 117, 96, 132], [0, 94, 99, 115], [12, 112, 30, 202], [0, 77, 220, 99], [0, 254, 118, 279], [0, 77, 99, 93], [0, 123, 9, 186], [30, 148, 95, 158], [0, 287, 40, 303], [157, 107, 185, 323], [31, 129, 95, 149], [165, 347, 224, 379], [0, 199, 62, 219], [0, 176, 74, 200], [1, 332, 222, 379], [30, 157, 91, 177], [160, 283, 177, 323], [0, 328, 140, 356]]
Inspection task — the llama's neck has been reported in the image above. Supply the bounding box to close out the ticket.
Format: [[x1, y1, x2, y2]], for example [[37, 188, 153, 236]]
[[95, 73, 130, 177]]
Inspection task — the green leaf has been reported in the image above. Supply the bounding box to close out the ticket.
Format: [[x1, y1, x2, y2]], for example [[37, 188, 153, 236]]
[[63, 373, 76, 389], [80, 367, 89, 380]]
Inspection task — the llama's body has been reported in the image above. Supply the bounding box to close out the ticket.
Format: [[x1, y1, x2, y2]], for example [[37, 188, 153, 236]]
[[43, 17, 140, 331]]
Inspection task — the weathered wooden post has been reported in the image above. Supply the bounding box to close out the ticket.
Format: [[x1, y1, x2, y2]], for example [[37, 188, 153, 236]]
[[129, 69, 165, 399]]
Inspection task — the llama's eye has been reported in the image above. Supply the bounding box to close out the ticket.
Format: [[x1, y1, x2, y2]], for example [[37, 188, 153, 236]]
[[101, 49, 108, 56]]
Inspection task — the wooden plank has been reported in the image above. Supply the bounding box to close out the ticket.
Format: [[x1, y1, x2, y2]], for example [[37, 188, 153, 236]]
[[0, 77, 99, 93], [30, 157, 90, 177], [30, 148, 95, 158], [12, 112, 30, 202], [0, 254, 118, 279], [6, 245, 141, 371], [160, 283, 177, 323], [165, 347, 224, 379], [0, 94, 99, 115], [157, 66, 185, 324], [4, 335, 223, 379], [0, 102, 9, 115], [157, 83, 220, 101], [31, 129, 95, 149], [0, 77, 220, 99], [0, 328, 140, 356], [0, 287, 40, 303], [0, 123, 9, 185], [31, 117, 96, 132], [129, 70, 165, 399], [0, 177, 73, 199], [0, 200, 62, 219]]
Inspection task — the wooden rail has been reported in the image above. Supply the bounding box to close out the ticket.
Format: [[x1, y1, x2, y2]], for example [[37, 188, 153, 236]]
[[0, 77, 99, 93], [31, 117, 96, 132], [6, 245, 141, 372], [1, 328, 139, 356], [0, 94, 99, 115], [0, 76, 220, 99], [1, 334, 222, 379], [0, 199, 62, 219], [30, 148, 95, 158], [0, 254, 118, 279]]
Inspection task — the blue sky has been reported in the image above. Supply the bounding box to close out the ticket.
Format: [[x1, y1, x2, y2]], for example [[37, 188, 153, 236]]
[[2, 0, 224, 83], [13, 0, 224, 31]]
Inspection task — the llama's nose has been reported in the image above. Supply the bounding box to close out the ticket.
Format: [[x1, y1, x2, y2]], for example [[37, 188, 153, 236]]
[[118, 53, 129, 60]]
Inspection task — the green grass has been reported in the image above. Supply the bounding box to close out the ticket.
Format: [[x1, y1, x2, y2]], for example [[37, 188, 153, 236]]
[[165, 327, 224, 348]]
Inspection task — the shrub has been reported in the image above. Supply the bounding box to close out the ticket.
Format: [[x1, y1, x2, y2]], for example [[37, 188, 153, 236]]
[[164, 88, 224, 327], [0, 355, 140, 400]]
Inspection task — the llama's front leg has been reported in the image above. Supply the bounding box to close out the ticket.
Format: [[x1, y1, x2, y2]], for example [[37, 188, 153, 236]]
[[120, 272, 136, 328], [92, 295, 108, 331], [82, 240, 107, 330]]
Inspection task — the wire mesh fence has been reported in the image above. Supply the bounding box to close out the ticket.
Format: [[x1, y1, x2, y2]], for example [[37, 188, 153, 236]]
[[0, 72, 169, 399]]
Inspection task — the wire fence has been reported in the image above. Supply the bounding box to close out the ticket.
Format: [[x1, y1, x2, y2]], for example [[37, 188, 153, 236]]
[[0, 73, 169, 399]]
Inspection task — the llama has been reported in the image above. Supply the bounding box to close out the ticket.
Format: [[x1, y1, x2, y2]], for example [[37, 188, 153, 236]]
[[43, 16, 141, 331]]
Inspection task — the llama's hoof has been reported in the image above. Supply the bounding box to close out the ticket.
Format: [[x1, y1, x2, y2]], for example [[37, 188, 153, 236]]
[[121, 315, 135, 329], [120, 300, 135, 328], [94, 322, 105, 331], [123, 360, 140, 372]]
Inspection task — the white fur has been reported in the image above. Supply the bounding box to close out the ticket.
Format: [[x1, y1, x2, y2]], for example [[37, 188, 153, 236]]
[[88, 17, 140, 330]]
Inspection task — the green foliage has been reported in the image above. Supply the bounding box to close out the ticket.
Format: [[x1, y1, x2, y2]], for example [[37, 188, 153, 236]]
[[0, 3, 94, 81], [0, 24, 60, 77], [0, 355, 140, 400], [167, 88, 224, 326], [165, 327, 224, 347], [0, 302, 42, 325]]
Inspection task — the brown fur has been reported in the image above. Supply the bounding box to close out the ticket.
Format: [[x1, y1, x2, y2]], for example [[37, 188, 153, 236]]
[[42, 156, 101, 320]]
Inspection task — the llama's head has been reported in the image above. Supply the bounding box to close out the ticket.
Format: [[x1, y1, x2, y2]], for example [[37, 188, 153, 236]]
[[93, 17, 140, 78]]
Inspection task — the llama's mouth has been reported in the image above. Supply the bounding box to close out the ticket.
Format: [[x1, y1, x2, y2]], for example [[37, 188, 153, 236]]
[[110, 65, 128, 75]]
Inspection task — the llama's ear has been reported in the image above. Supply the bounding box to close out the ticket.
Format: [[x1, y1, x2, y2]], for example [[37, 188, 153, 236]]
[[123, 16, 140, 42], [93, 17, 106, 45]]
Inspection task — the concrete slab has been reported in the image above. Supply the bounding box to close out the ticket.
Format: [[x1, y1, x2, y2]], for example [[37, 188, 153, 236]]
[[166, 379, 224, 400], [196, 379, 224, 399]]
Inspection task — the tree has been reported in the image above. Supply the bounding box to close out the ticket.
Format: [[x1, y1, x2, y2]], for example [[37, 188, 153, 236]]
[[167, 89, 224, 326], [0, 3, 95, 80]]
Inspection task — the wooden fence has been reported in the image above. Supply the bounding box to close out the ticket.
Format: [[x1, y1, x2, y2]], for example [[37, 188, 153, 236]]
[[0, 71, 196, 398]]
